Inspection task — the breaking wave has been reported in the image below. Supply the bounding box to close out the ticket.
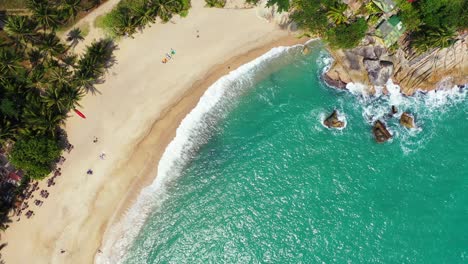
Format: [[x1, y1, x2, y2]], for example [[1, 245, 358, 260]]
[[95, 43, 307, 264], [344, 80, 466, 153]]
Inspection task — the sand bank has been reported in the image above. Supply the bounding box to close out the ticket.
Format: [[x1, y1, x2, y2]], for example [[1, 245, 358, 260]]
[[2, 0, 306, 263]]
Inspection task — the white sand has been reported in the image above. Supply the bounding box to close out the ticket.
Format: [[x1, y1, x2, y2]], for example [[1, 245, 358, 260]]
[[2, 1, 305, 263]]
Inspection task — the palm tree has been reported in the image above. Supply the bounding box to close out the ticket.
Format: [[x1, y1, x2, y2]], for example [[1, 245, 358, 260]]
[[113, 8, 139, 36], [61, 53, 78, 68], [327, 4, 347, 25], [62, 85, 84, 111], [42, 85, 80, 113], [151, 0, 182, 22], [38, 33, 65, 59], [27, 48, 44, 68], [86, 38, 115, 65], [48, 66, 72, 86], [132, 2, 157, 28], [3, 16, 38, 49], [66, 28, 84, 48], [22, 104, 67, 137], [60, 0, 82, 21], [28, 1, 59, 32], [412, 26, 456, 53], [0, 119, 16, 145], [74, 56, 104, 94], [0, 48, 22, 75], [26, 63, 46, 88], [425, 26, 456, 49], [73, 70, 99, 94]]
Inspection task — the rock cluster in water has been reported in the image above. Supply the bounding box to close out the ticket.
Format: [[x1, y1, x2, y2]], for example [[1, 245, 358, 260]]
[[400, 112, 415, 129], [372, 120, 392, 143], [324, 107, 416, 143], [323, 110, 345, 129], [323, 36, 468, 95], [391, 105, 398, 115]]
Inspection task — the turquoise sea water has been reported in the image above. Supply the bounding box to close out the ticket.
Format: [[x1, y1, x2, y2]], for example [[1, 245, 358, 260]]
[[122, 43, 467, 263]]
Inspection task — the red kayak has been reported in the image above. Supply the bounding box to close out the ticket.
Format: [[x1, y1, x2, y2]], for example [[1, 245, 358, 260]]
[[74, 109, 86, 119]]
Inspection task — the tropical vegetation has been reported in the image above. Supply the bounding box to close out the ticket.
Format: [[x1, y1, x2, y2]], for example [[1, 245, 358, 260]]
[[205, 0, 226, 8], [395, 0, 467, 53], [249, 0, 467, 52], [0, 0, 115, 236], [97, 0, 191, 38]]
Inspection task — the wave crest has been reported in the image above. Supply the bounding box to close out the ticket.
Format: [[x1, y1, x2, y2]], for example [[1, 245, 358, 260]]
[[95, 44, 305, 264]]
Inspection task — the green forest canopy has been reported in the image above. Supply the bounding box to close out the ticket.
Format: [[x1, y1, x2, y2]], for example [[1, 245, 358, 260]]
[[250, 0, 467, 51], [0, 0, 116, 180]]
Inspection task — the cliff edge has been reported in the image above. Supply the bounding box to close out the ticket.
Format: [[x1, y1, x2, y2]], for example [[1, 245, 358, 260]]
[[324, 35, 468, 95]]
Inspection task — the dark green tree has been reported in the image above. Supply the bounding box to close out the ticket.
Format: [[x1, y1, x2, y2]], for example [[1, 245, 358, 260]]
[[66, 28, 85, 48], [28, 0, 60, 32], [325, 18, 368, 49], [9, 136, 61, 179]]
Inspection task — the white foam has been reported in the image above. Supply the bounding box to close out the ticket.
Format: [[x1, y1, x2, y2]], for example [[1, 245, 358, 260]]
[[343, 79, 466, 153], [95, 44, 304, 264], [346, 82, 371, 98], [317, 50, 333, 74]]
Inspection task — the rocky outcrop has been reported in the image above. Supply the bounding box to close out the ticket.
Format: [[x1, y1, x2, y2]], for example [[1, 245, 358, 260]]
[[372, 120, 392, 143], [323, 46, 389, 88], [400, 112, 415, 129], [322, 73, 347, 89], [324, 35, 468, 95], [323, 110, 345, 128], [363, 59, 394, 86]]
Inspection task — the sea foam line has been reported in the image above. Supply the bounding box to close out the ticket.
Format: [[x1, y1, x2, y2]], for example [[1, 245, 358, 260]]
[[95, 43, 304, 264]]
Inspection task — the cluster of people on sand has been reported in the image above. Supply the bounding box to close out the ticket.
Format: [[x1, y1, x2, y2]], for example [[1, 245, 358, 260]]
[[47, 168, 62, 187], [40, 190, 49, 199], [15, 155, 69, 221], [66, 143, 74, 154], [161, 48, 176, 64], [57, 156, 66, 165], [25, 210, 34, 219]]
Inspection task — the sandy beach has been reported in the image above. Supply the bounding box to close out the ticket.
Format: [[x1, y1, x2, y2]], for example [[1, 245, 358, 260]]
[[2, 0, 305, 263]]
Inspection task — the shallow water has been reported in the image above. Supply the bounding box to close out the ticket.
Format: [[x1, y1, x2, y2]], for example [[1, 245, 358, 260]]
[[119, 43, 467, 264]]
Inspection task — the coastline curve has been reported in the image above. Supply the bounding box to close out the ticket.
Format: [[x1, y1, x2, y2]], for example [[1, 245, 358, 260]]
[[96, 43, 307, 264]]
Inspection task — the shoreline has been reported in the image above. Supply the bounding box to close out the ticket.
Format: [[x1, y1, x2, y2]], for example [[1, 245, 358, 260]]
[[1, 0, 307, 262], [99, 35, 306, 261]]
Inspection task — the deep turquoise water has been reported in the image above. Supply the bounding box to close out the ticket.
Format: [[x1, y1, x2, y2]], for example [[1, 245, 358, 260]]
[[122, 44, 468, 263]]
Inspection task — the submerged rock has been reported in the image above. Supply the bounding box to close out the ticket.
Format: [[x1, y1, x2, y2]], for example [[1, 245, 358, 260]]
[[400, 112, 415, 129], [323, 110, 345, 128], [372, 120, 392, 143]]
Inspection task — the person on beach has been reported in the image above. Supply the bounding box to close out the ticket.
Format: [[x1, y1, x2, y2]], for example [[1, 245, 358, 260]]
[[93, 137, 98, 143], [171, 48, 176, 55], [87, 169, 93, 175], [162, 58, 167, 63], [99, 153, 106, 160], [166, 53, 172, 59]]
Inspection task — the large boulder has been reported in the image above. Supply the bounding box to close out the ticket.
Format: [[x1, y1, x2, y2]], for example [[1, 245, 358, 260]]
[[323, 73, 347, 89], [364, 59, 394, 86], [372, 120, 392, 143], [400, 112, 415, 128], [323, 110, 345, 128]]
